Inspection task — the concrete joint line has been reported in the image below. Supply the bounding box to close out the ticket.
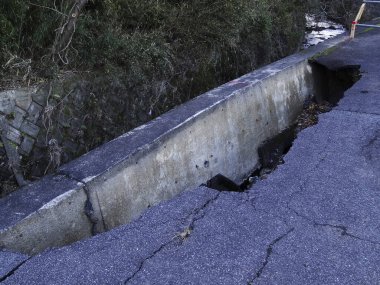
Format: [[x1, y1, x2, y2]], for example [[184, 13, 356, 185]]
[[59, 171, 106, 236], [82, 184, 102, 235]]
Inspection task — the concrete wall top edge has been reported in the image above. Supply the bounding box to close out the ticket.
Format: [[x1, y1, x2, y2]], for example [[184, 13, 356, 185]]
[[0, 175, 81, 231], [58, 34, 349, 182]]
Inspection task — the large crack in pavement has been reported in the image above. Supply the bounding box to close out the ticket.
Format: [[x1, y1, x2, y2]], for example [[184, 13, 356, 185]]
[[123, 192, 220, 284]]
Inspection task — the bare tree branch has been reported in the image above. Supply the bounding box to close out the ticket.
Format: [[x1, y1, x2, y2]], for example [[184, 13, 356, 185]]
[[27, 2, 68, 17], [53, 0, 89, 64]]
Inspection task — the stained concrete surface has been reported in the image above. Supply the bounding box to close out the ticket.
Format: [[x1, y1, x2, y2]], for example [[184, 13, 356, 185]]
[[1, 30, 380, 284]]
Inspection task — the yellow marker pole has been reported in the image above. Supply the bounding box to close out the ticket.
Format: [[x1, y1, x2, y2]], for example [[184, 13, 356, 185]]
[[351, 3, 367, 38]]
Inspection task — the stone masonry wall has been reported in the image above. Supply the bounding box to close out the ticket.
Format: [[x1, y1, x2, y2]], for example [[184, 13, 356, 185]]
[[0, 88, 47, 188]]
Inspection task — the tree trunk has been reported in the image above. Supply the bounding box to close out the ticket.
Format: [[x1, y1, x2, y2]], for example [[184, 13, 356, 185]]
[[53, 0, 88, 62]]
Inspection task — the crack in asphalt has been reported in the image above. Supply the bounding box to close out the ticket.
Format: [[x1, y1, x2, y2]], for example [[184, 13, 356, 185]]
[[285, 149, 329, 216], [248, 228, 295, 284], [122, 239, 173, 285], [288, 197, 380, 246], [315, 223, 380, 245], [283, 142, 380, 244], [244, 109, 379, 284], [362, 128, 380, 162], [243, 192, 257, 208], [0, 257, 31, 283], [123, 192, 220, 284], [225, 191, 257, 210], [183, 192, 220, 233]]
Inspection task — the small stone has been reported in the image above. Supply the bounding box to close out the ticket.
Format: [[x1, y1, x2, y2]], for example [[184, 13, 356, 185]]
[[9, 107, 26, 129], [32, 87, 49, 106], [20, 136, 35, 155], [248, 176, 259, 184], [0, 91, 15, 115], [260, 168, 272, 176], [5, 126, 22, 145], [14, 90, 32, 111], [20, 120, 40, 138], [26, 102, 43, 124]]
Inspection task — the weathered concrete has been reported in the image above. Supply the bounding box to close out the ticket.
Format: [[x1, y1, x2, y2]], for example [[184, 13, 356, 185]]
[[2, 28, 378, 284], [0, 175, 92, 255], [0, 34, 348, 255]]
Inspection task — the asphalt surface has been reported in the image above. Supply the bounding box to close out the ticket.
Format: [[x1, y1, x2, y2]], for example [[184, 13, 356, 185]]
[[1, 30, 379, 284], [0, 250, 28, 281]]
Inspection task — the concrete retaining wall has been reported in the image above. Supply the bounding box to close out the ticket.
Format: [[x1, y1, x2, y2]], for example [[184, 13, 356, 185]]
[[0, 35, 348, 255], [77, 62, 313, 231]]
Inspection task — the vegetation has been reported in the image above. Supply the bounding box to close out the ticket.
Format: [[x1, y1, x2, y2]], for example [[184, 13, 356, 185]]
[[1, 0, 311, 181], [1, 0, 307, 89]]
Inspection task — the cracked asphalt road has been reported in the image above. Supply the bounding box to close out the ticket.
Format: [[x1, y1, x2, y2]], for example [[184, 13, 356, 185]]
[[1, 30, 380, 284]]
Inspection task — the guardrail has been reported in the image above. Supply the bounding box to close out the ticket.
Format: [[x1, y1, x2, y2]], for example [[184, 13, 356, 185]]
[[351, 1, 380, 38]]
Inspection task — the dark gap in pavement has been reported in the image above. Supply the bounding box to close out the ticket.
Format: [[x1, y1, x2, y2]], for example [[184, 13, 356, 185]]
[[204, 174, 242, 192], [311, 62, 361, 105], [240, 63, 362, 190]]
